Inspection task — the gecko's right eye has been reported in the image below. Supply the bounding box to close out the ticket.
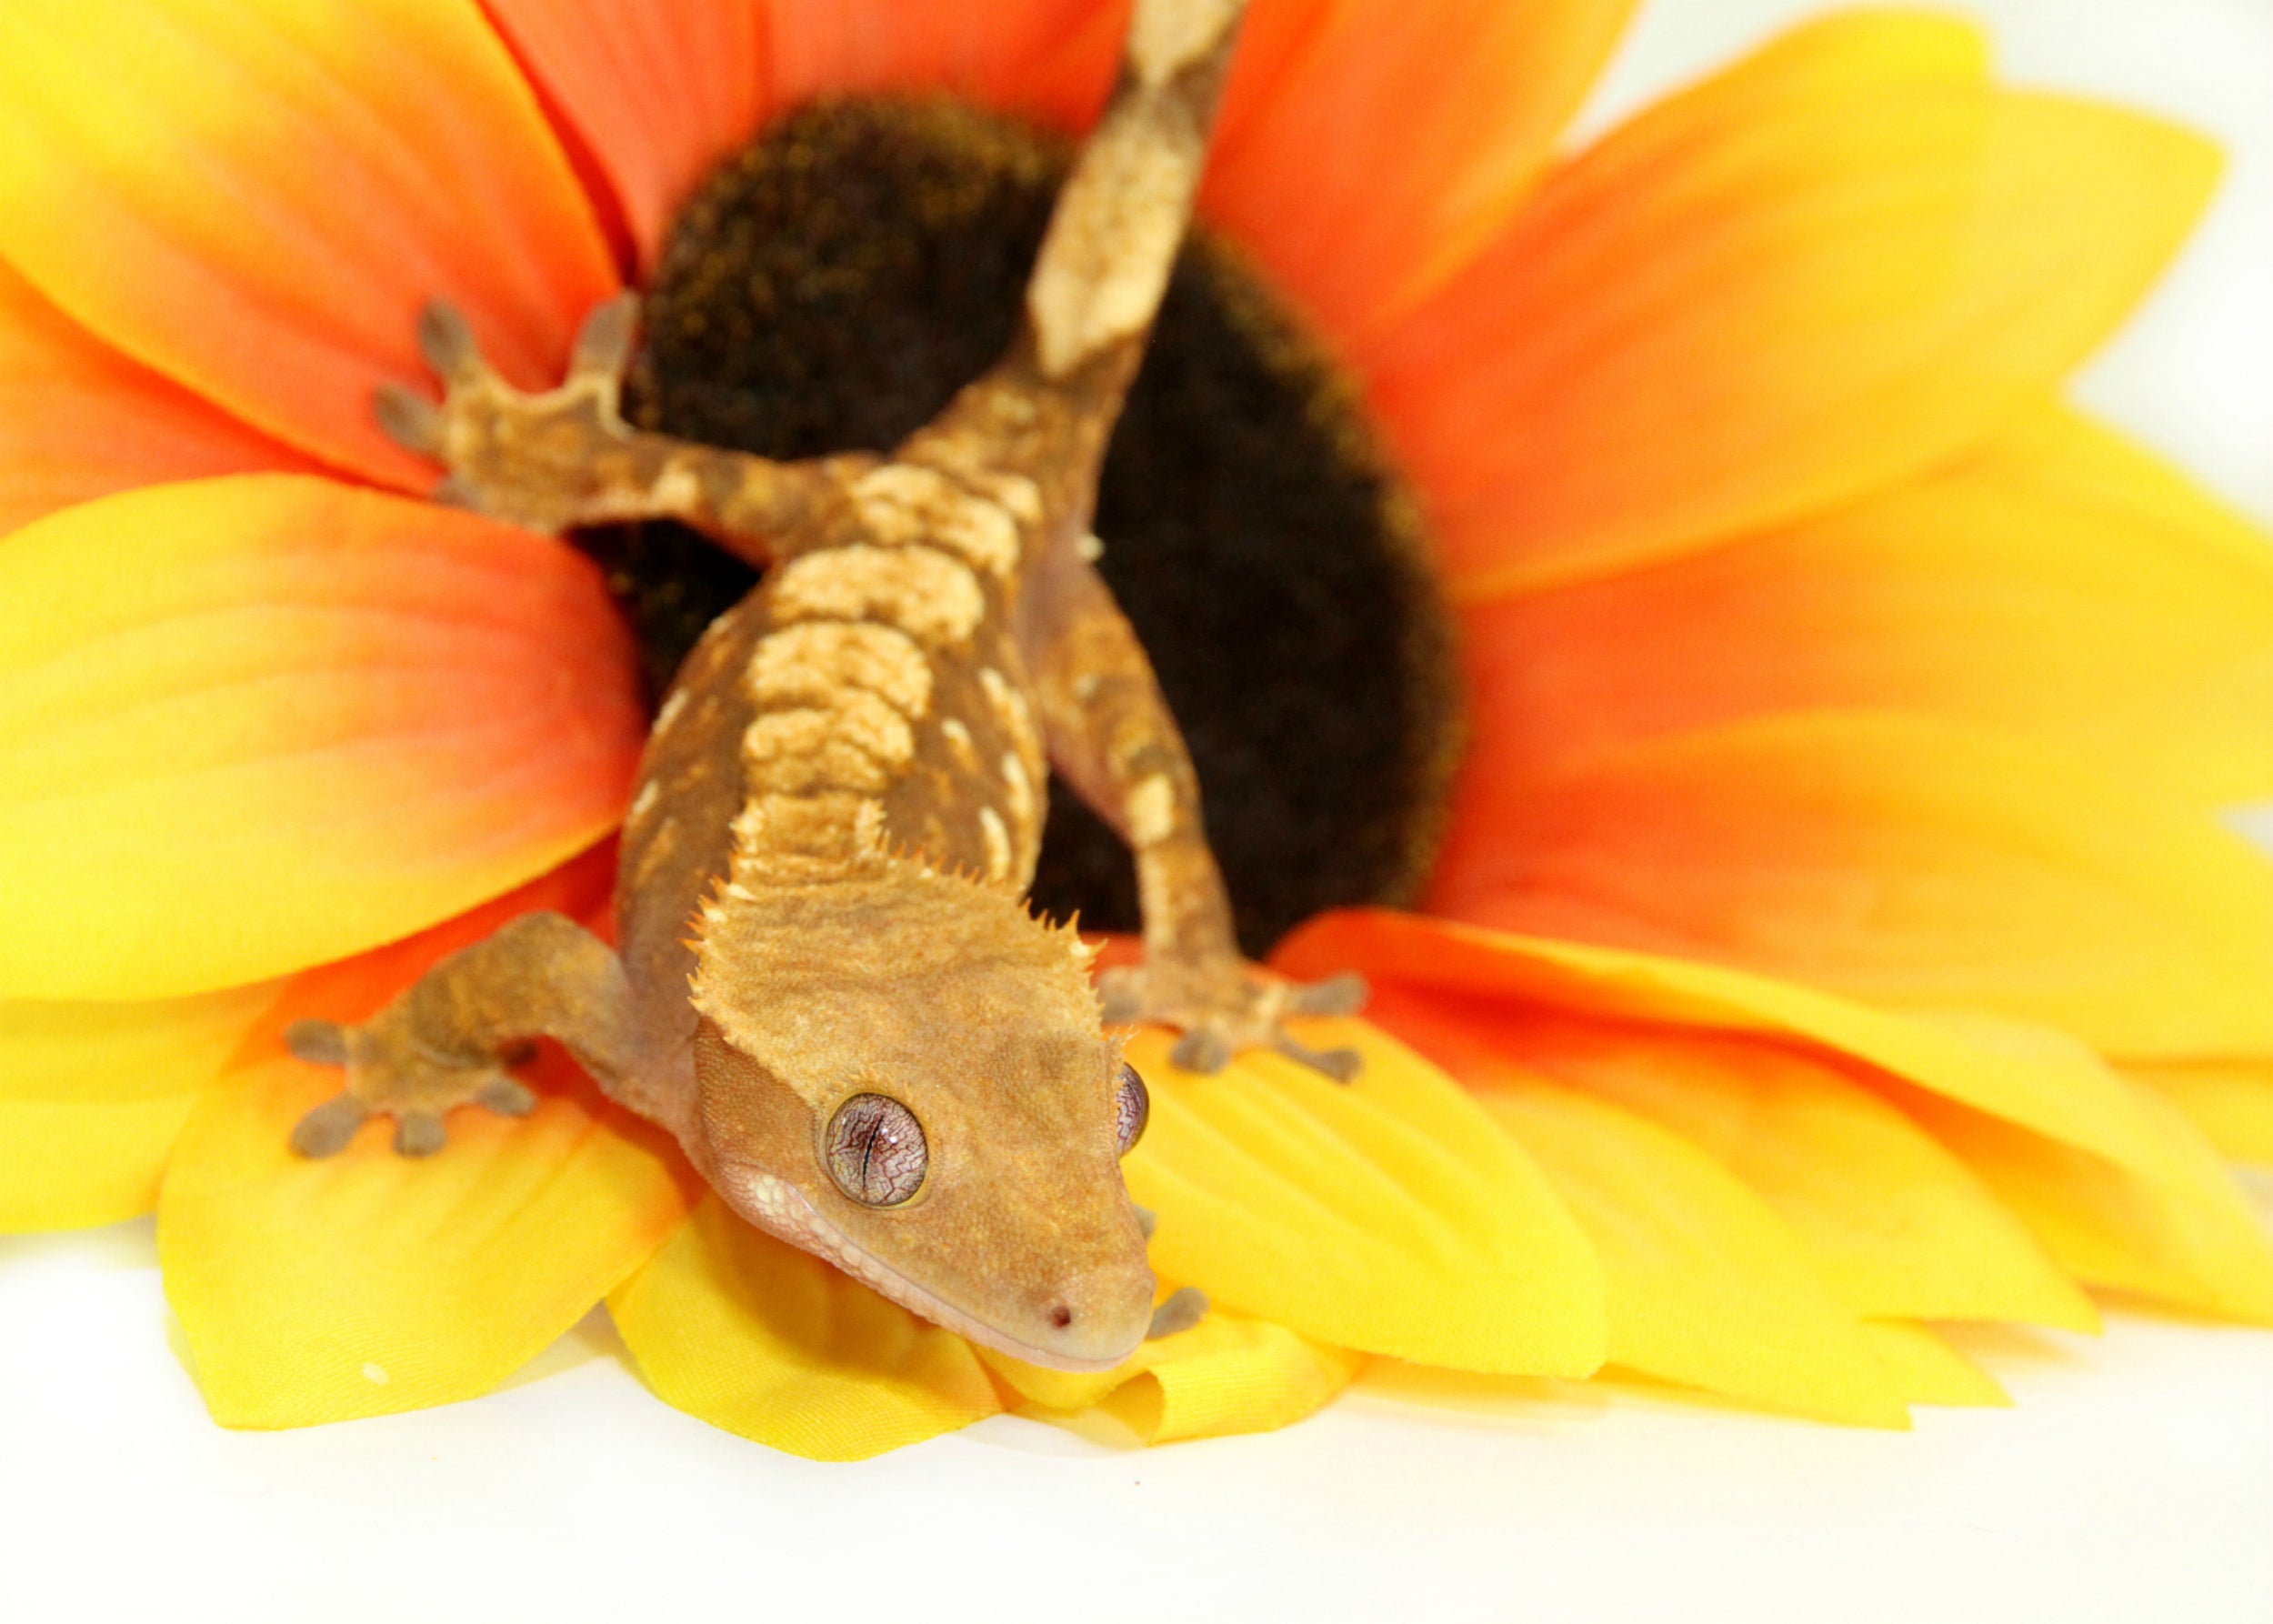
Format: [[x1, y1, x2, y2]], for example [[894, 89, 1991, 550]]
[[825, 1093, 928, 1206], [1112, 1062, 1149, 1157]]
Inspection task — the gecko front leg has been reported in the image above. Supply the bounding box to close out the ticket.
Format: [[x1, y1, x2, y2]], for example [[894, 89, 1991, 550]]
[[1026, 552, 1367, 1082], [377, 294, 871, 563], [287, 912, 655, 1157]]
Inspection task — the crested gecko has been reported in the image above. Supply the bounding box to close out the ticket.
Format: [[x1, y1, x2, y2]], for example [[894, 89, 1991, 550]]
[[286, 0, 1365, 1374]]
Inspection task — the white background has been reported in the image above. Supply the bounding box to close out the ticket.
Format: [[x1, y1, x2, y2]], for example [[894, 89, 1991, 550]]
[[5, 4, 2271, 1620]]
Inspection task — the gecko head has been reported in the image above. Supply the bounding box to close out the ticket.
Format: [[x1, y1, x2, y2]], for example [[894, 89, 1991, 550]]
[[685, 869, 1156, 1372]]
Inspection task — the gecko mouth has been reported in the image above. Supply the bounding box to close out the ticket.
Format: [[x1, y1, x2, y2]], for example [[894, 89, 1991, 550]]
[[583, 96, 1463, 959]]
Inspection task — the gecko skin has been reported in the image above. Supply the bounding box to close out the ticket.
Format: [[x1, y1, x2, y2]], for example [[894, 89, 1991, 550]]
[[287, 0, 1363, 1374]]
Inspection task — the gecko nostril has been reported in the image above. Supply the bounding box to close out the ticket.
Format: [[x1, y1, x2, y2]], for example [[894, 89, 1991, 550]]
[[1048, 1305, 1074, 1330]]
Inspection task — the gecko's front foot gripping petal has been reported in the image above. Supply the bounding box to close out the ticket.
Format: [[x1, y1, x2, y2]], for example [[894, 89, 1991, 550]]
[[285, 1017, 536, 1158], [1098, 962, 1369, 1083], [375, 293, 642, 534]]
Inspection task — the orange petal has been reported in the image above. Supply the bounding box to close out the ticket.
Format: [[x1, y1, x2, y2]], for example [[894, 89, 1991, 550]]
[[1466, 404, 2273, 807], [610, 1192, 1004, 1461], [1367, 988, 2093, 1330], [1425, 711, 2273, 1060], [0, 475, 645, 999], [1481, 1078, 1909, 1428], [0, 257, 317, 538], [481, 0, 768, 266], [160, 851, 695, 1429], [0, 986, 277, 1232], [1123, 1018, 1607, 1377], [1864, 1319, 2008, 1408], [766, 0, 1103, 119], [0, 0, 617, 489], [1277, 911, 2218, 1202], [1362, 13, 2217, 595], [1902, 1082, 2273, 1325], [984, 1293, 1363, 1445], [1201, 0, 1637, 351], [2128, 1059, 2273, 1166]]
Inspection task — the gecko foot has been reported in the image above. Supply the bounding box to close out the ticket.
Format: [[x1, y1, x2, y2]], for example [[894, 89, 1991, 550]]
[[1146, 1287, 1208, 1341], [375, 293, 644, 534], [1097, 963, 1367, 1083], [285, 1017, 537, 1158]]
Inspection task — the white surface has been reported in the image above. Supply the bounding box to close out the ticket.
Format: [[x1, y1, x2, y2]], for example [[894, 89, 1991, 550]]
[[5, 4, 2272, 1621]]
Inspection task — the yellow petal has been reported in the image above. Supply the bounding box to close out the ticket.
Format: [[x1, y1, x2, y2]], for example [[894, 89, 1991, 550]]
[[1121, 1018, 1606, 1377], [1283, 912, 2215, 1201], [986, 1297, 1364, 1446], [1864, 1319, 2008, 1408], [160, 857, 690, 1429], [0, 986, 275, 1232], [1427, 712, 2273, 1060], [2128, 1059, 2273, 1165], [1373, 997, 2092, 1330], [609, 1193, 1004, 1461], [1464, 403, 2273, 808], [1365, 12, 2218, 596], [1905, 1081, 2273, 1325], [1480, 1078, 1908, 1428], [0, 476, 645, 999], [0, 0, 616, 488]]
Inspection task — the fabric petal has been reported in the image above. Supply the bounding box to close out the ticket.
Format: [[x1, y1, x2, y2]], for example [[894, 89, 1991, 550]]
[[1478, 1078, 1909, 1427], [0, 0, 617, 490], [1466, 404, 2273, 807], [1121, 1018, 1607, 1377], [609, 1192, 1004, 1461], [1277, 911, 2219, 1204], [1366, 987, 2094, 1330], [160, 851, 694, 1429], [0, 475, 645, 1000], [2128, 1059, 2273, 1165], [1200, 0, 1637, 351], [1903, 1083, 2273, 1325], [985, 1296, 1363, 1445], [766, 0, 1105, 121], [0, 986, 277, 1232], [480, 0, 767, 266], [1362, 13, 2217, 596], [1425, 711, 2273, 1060], [1864, 1319, 2008, 1409], [0, 258, 318, 539]]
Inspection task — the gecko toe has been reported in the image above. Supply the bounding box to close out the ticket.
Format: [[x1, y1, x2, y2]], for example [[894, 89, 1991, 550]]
[[1288, 971, 1368, 1018], [284, 1018, 353, 1067], [476, 1078, 538, 1118], [290, 1094, 370, 1158], [1146, 1287, 1208, 1340], [416, 299, 481, 382], [373, 382, 443, 456], [1169, 1028, 1233, 1074], [1274, 1032, 1363, 1084], [570, 290, 641, 382], [393, 1111, 449, 1158]]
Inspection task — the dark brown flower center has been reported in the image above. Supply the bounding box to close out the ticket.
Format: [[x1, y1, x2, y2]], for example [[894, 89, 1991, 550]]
[[594, 97, 1460, 955]]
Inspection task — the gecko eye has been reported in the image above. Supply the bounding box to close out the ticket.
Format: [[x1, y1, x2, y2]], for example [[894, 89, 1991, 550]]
[[825, 1094, 928, 1206], [1112, 1062, 1149, 1157]]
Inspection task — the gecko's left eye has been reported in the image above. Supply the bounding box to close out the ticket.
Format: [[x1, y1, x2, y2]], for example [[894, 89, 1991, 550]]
[[826, 1093, 928, 1206], [1113, 1062, 1148, 1157]]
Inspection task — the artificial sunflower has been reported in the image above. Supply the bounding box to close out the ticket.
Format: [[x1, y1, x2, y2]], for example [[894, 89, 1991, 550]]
[[3, 0, 2269, 1461]]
